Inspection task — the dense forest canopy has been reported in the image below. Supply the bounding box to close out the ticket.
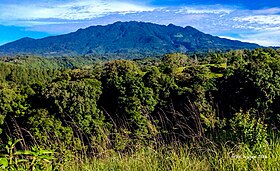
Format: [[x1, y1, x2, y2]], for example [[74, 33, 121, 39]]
[[0, 48, 279, 170]]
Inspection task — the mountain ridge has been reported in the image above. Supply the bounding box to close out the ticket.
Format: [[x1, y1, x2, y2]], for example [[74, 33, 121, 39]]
[[0, 21, 261, 57]]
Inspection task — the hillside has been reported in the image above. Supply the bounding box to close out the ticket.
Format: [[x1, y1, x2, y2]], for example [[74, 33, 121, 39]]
[[0, 21, 261, 57]]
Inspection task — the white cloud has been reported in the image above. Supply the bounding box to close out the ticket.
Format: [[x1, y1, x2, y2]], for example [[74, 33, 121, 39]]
[[0, 0, 154, 25], [253, 8, 280, 15], [239, 31, 280, 46], [220, 30, 280, 47], [176, 6, 233, 14], [234, 15, 280, 25]]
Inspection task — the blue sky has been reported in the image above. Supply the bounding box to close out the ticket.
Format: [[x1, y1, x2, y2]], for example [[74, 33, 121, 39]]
[[0, 0, 280, 46]]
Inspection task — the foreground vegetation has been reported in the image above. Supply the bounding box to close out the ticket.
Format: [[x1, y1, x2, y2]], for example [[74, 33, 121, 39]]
[[61, 142, 280, 171], [0, 48, 279, 170], [2, 139, 277, 171]]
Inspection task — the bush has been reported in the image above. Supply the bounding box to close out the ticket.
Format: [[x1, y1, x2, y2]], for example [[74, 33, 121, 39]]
[[229, 111, 268, 149]]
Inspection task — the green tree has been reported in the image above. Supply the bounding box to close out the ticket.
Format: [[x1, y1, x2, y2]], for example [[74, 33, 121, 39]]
[[42, 77, 105, 135], [100, 60, 157, 138], [0, 83, 29, 135]]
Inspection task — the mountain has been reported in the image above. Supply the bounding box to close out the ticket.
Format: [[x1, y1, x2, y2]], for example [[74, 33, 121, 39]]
[[0, 21, 261, 57]]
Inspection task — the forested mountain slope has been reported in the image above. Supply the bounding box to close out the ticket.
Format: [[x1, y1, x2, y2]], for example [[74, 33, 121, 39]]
[[0, 21, 260, 57]]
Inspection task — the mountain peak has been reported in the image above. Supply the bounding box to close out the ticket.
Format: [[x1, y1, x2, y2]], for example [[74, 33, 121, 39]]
[[0, 21, 261, 57], [168, 23, 177, 27], [12, 37, 36, 43]]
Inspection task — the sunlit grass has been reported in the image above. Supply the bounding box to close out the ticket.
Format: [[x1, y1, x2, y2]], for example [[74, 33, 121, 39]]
[[59, 140, 280, 171]]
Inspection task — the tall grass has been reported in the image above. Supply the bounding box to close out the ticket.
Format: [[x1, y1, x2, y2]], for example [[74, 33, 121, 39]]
[[57, 139, 279, 171], [3, 133, 278, 170], [1, 105, 279, 170]]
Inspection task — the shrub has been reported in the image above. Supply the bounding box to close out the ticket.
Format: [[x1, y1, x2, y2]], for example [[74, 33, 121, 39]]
[[229, 111, 268, 149]]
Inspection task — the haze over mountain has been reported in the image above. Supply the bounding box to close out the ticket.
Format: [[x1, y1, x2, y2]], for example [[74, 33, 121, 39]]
[[0, 21, 261, 57]]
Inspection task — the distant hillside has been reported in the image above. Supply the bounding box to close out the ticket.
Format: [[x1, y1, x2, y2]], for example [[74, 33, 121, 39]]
[[0, 21, 261, 57]]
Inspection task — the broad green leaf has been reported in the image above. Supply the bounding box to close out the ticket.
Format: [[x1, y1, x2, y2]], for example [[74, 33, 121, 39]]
[[0, 158, 8, 168]]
